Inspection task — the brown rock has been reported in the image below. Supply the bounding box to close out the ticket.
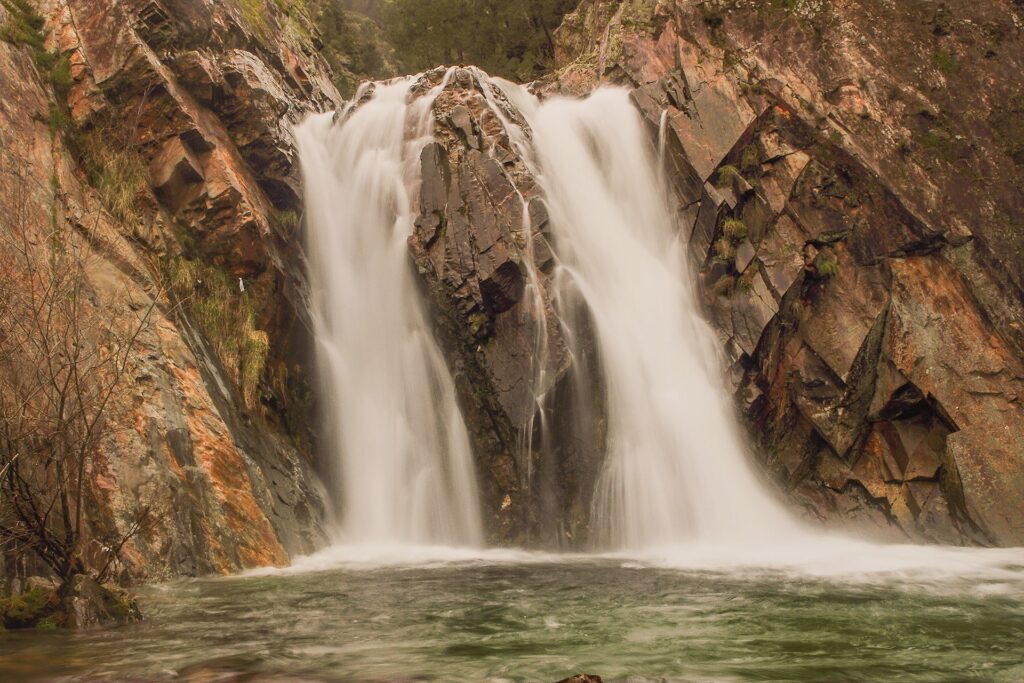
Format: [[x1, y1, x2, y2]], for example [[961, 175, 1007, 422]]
[[546, 0, 1024, 544]]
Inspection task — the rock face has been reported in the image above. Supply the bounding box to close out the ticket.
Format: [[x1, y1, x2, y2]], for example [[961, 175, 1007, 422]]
[[408, 68, 586, 545], [540, 0, 1024, 545], [4, 0, 1023, 584], [352, 1, 1024, 549], [1, 0, 340, 583], [63, 574, 142, 629]]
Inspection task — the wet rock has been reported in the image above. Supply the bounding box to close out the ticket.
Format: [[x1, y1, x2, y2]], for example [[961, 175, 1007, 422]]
[[0, 0, 334, 587], [415, 142, 450, 247], [735, 240, 756, 273], [548, 0, 1024, 543], [408, 69, 573, 543], [64, 575, 142, 629]]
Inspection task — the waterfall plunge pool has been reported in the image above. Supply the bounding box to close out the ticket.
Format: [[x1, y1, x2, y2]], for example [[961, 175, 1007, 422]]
[[2, 548, 1023, 682]]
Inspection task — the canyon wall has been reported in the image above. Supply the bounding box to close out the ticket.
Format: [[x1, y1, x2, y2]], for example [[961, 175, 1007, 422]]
[[0, 0, 342, 582], [436, 0, 1024, 546], [4, 0, 1023, 588]]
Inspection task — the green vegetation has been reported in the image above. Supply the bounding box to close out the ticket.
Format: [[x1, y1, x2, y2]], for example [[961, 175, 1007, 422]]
[[47, 102, 66, 135], [237, 0, 273, 34], [237, 0, 310, 39], [722, 217, 748, 243], [700, 0, 833, 31], [313, 0, 396, 95], [711, 274, 736, 297], [72, 122, 149, 224], [242, 329, 270, 407], [0, 587, 58, 629], [712, 237, 735, 265], [933, 48, 961, 77], [231, 0, 579, 94], [711, 217, 747, 271], [35, 615, 59, 630], [1, 0, 73, 119], [738, 78, 764, 97], [168, 255, 270, 409], [272, 208, 300, 234], [709, 215, 753, 298], [716, 165, 742, 188], [740, 144, 761, 175], [364, 0, 578, 83], [736, 264, 757, 293], [813, 250, 839, 279], [2, 0, 150, 220]]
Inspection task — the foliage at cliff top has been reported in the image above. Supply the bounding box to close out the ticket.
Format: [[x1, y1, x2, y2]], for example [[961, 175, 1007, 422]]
[[327, 0, 579, 84], [309, 0, 402, 96]]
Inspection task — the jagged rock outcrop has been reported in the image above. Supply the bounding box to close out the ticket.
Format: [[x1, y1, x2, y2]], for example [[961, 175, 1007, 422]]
[[543, 0, 1024, 545], [1, 0, 341, 583], [407, 68, 589, 544]]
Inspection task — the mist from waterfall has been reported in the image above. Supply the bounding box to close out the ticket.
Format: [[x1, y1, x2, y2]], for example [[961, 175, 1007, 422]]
[[504, 86, 801, 551], [295, 76, 483, 548]]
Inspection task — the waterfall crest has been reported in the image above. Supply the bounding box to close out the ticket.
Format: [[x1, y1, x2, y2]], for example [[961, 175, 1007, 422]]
[[295, 76, 483, 547], [507, 86, 800, 550]]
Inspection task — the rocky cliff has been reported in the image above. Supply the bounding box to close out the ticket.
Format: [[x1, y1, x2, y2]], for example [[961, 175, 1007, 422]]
[[386, 0, 1024, 548], [4, 0, 1023, 590], [0, 0, 342, 583], [425, 0, 1024, 546]]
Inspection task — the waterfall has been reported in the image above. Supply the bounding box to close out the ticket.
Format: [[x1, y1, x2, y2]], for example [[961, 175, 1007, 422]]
[[295, 76, 483, 548], [507, 87, 800, 550], [295, 70, 797, 555]]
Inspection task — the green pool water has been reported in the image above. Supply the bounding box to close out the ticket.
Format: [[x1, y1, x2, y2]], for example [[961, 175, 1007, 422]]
[[2, 550, 1023, 682]]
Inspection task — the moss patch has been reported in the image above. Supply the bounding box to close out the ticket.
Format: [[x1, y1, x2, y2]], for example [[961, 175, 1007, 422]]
[[167, 255, 270, 409], [723, 217, 748, 243], [0, 587, 59, 629], [812, 250, 839, 279], [933, 48, 961, 77]]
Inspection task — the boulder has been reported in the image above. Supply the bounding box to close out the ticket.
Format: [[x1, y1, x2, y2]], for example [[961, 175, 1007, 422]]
[[64, 575, 142, 629]]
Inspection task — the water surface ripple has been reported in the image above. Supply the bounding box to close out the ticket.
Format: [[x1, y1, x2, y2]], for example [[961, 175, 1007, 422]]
[[2, 552, 1024, 682]]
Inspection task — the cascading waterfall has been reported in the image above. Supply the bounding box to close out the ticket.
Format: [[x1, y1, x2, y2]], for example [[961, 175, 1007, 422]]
[[506, 86, 800, 550], [295, 76, 483, 548], [296, 70, 797, 554], [286, 70, 1024, 580]]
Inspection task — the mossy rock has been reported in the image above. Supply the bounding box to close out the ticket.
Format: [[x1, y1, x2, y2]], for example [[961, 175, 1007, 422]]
[[64, 575, 142, 629], [0, 587, 59, 629]]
